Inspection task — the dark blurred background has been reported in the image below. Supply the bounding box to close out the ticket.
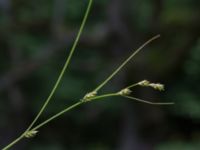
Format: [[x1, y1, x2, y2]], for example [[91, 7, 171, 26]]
[[0, 0, 200, 149]]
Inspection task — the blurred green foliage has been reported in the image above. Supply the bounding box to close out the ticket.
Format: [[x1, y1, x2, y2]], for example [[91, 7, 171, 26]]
[[0, 0, 200, 149]]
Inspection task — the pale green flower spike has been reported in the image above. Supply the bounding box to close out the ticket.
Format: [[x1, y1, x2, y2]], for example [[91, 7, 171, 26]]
[[149, 83, 164, 91], [138, 80, 150, 86], [118, 88, 132, 96], [137, 80, 164, 91], [82, 91, 97, 102], [24, 130, 38, 138]]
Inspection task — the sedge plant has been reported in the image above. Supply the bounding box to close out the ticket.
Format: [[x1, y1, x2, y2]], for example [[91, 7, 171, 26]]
[[2, 0, 174, 149]]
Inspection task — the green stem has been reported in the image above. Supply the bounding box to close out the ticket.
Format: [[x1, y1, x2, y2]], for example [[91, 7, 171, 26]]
[[125, 83, 139, 89], [32, 93, 118, 131], [88, 93, 118, 101], [2, 0, 93, 150], [123, 95, 174, 105], [94, 34, 160, 93], [2, 134, 25, 150], [26, 0, 93, 132], [2, 93, 117, 150], [32, 102, 83, 131]]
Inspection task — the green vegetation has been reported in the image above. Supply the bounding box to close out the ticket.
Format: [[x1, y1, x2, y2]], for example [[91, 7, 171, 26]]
[[0, 0, 200, 149]]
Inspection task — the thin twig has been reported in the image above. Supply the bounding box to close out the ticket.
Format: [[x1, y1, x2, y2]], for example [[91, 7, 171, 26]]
[[94, 35, 160, 92], [123, 95, 174, 105]]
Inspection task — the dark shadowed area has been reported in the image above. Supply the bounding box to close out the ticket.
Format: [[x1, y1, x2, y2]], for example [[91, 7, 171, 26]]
[[0, 0, 200, 149]]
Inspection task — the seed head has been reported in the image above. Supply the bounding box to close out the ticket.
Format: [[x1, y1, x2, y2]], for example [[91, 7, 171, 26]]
[[24, 130, 38, 138], [149, 83, 164, 91], [118, 88, 132, 96], [138, 80, 150, 86], [83, 91, 97, 102]]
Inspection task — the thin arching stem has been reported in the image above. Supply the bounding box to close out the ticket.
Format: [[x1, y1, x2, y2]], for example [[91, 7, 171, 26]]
[[2, 135, 25, 150], [123, 95, 174, 105], [93, 35, 160, 93], [2, 1, 93, 150], [26, 0, 93, 132], [124, 83, 139, 89], [31, 93, 118, 131], [32, 102, 83, 131]]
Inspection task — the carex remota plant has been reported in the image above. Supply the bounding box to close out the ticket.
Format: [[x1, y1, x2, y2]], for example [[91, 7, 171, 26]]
[[2, 0, 174, 149]]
